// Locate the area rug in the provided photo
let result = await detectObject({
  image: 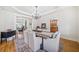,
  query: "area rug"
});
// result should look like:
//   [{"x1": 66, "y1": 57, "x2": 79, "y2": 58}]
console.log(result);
[{"x1": 15, "y1": 34, "x2": 32, "y2": 52}]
